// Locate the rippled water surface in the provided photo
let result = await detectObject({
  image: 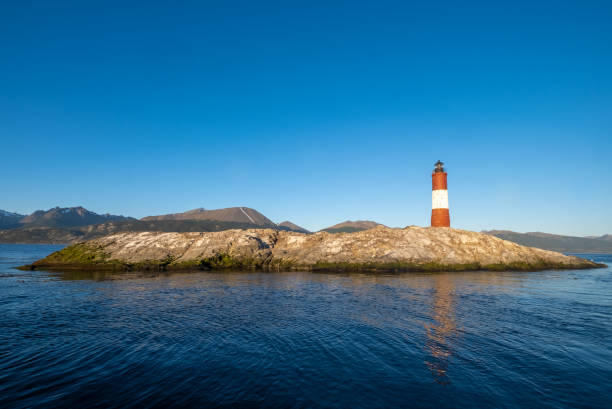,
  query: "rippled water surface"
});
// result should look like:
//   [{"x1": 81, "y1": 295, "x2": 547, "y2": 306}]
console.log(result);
[{"x1": 0, "y1": 244, "x2": 610, "y2": 408}]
